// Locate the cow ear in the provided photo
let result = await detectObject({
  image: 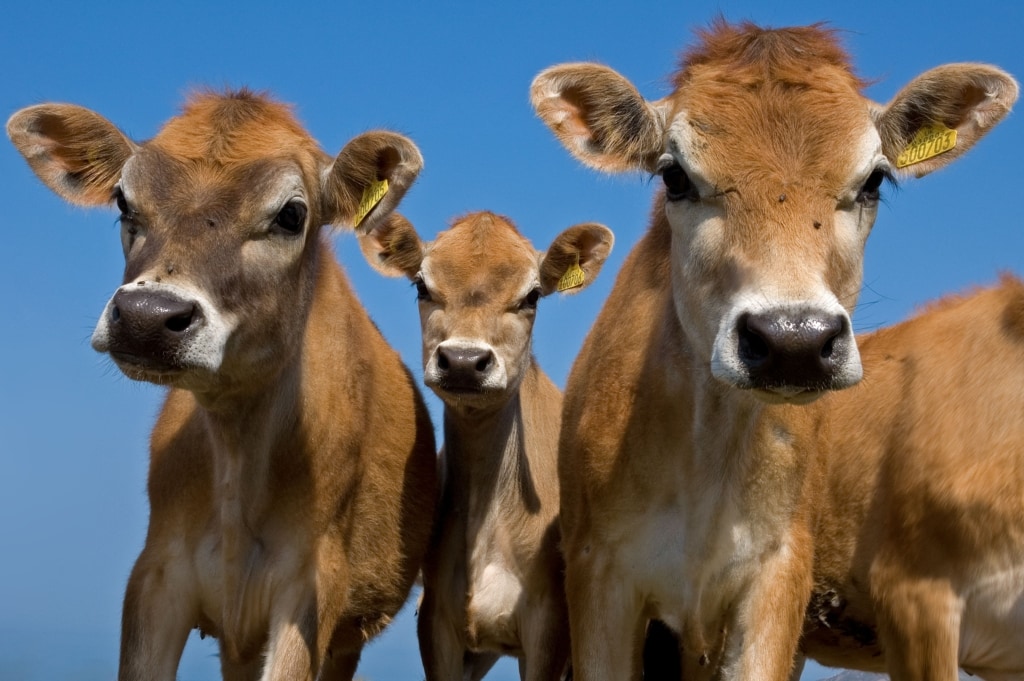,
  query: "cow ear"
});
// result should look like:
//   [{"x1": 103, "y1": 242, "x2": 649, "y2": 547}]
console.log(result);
[
  {"x1": 7, "y1": 103, "x2": 136, "y2": 206},
  {"x1": 877, "y1": 63, "x2": 1018, "y2": 178},
  {"x1": 357, "y1": 212, "x2": 424, "y2": 278},
  {"x1": 322, "y1": 131, "x2": 423, "y2": 232},
  {"x1": 540, "y1": 222, "x2": 614, "y2": 296},
  {"x1": 531, "y1": 63, "x2": 667, "y2": 173}
]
